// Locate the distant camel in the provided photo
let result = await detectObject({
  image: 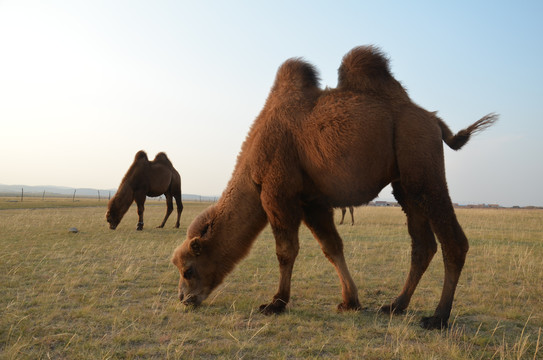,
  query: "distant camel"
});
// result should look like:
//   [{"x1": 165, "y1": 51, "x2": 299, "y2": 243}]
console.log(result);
[
  {"x1": 171, "y1": 46, "x2": 497, "y2": 329},
  {"x1": 339, "y1": 206, "x2": 354, "y2": 225},
  {"x1": 106, "y1": 151, "x2": 183, "y2": 230}
]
